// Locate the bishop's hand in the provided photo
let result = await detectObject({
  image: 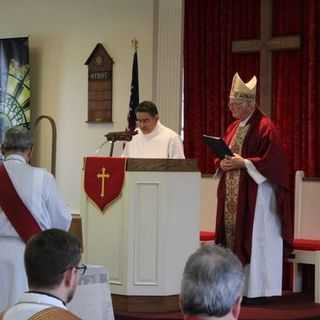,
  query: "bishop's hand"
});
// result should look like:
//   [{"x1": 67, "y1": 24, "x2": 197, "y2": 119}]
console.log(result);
[{"x1": 220, "y1": 153, "x2": 245, "y2": 171}]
